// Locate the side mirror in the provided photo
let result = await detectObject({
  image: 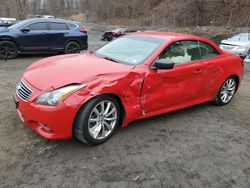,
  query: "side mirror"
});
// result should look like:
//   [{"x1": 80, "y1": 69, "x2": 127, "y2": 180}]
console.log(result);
[
  {"x1": 154, "y1": 59, "x2": 175, "y2": 70},
  {"x1": 20, "y1": 28, "x2": 30, "y2": 33}
]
